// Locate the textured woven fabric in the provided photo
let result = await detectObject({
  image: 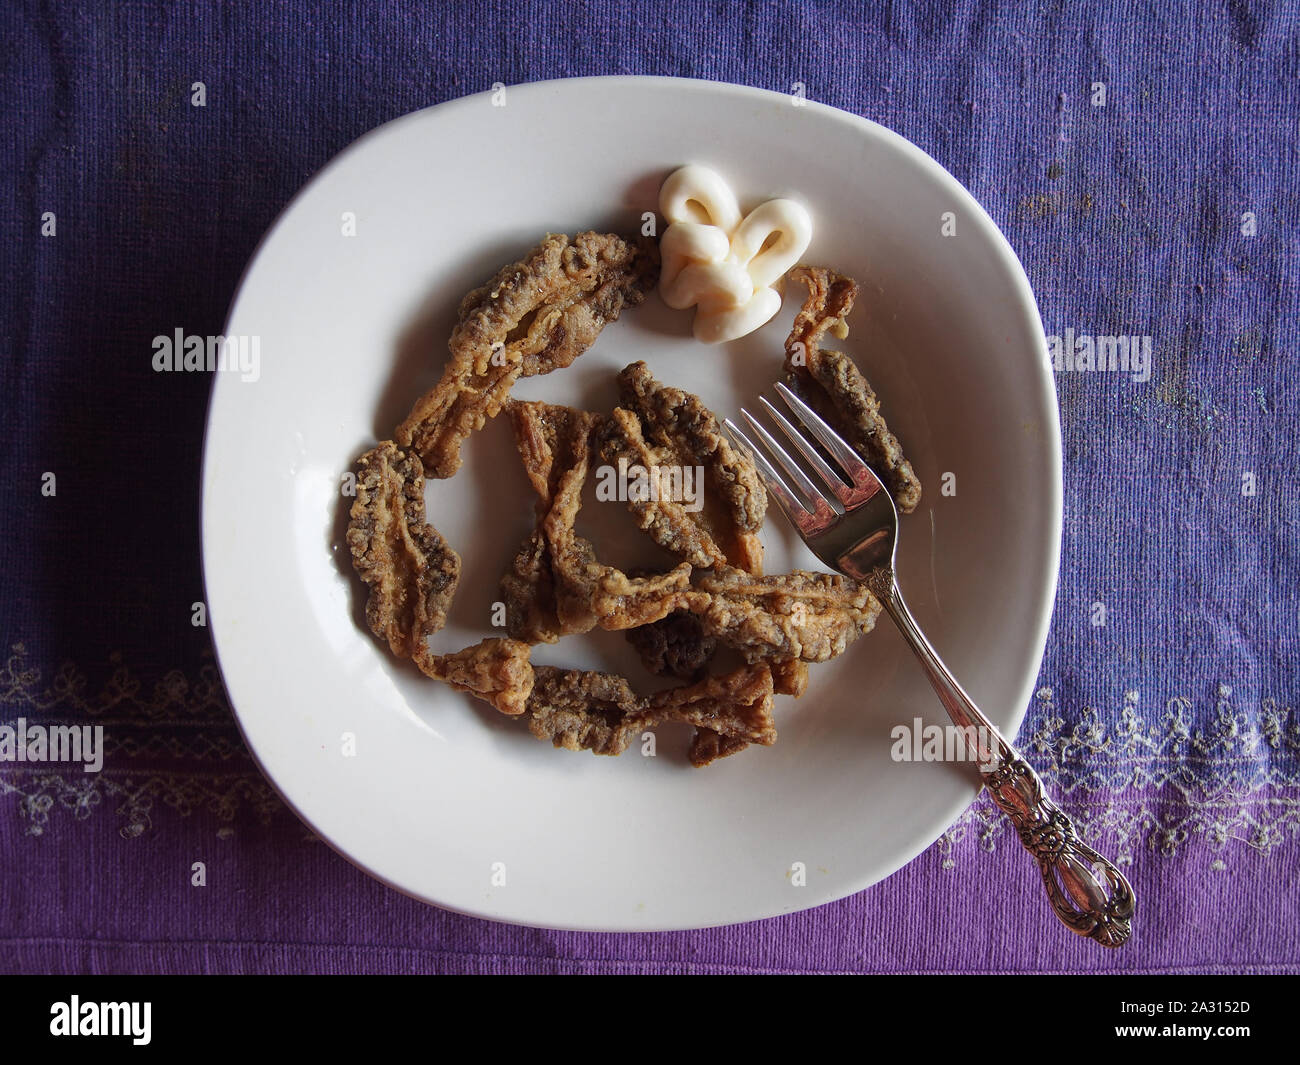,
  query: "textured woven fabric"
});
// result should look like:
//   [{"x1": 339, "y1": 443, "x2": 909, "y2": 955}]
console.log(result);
[{"x1": 1, "y1": 1, "x2": 1297, "y2": 974}]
